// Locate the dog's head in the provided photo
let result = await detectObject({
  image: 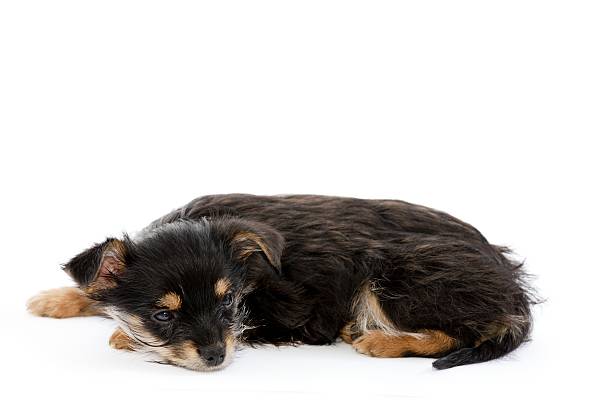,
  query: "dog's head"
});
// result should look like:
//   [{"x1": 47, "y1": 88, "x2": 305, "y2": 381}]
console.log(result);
[{"x1": 63, "y1": 217, "x2": 283, "y2": 371}]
